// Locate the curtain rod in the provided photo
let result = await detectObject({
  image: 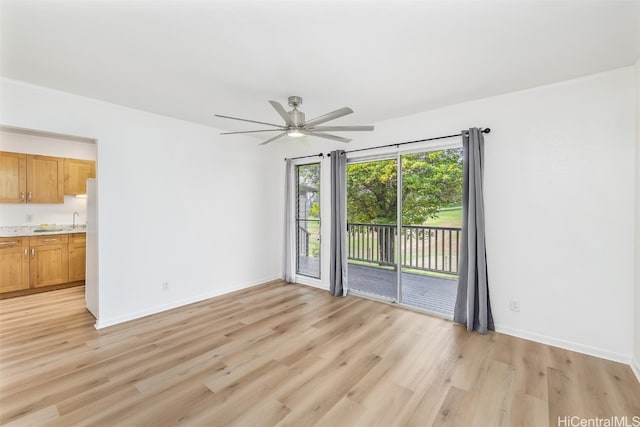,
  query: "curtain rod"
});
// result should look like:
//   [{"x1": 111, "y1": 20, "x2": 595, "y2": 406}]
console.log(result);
[
  {"x1": 327, "y1": 127, "x2": 490, "y2": 156},
  {"x1": 284, "y1": 153, "x2": 324, "y2": 161},
  {"x1": 282, "y1": 128, "x2": 490, "y2": 160}
]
